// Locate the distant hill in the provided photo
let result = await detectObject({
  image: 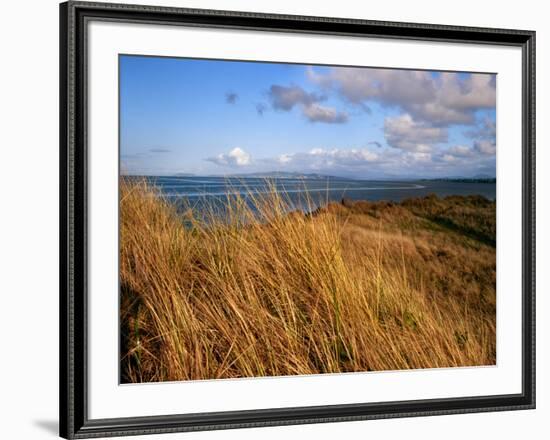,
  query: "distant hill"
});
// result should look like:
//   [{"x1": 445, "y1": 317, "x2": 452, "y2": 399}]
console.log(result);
[
  {"x1": 217, "y1": 171, "x2": 351, "y2": 180},
  {"x1": 420, "y1": 177, "x2": 496, "y2": 184},
  {"x1": 472, "y1": 174, "x2": 495, "y2": 179}
]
